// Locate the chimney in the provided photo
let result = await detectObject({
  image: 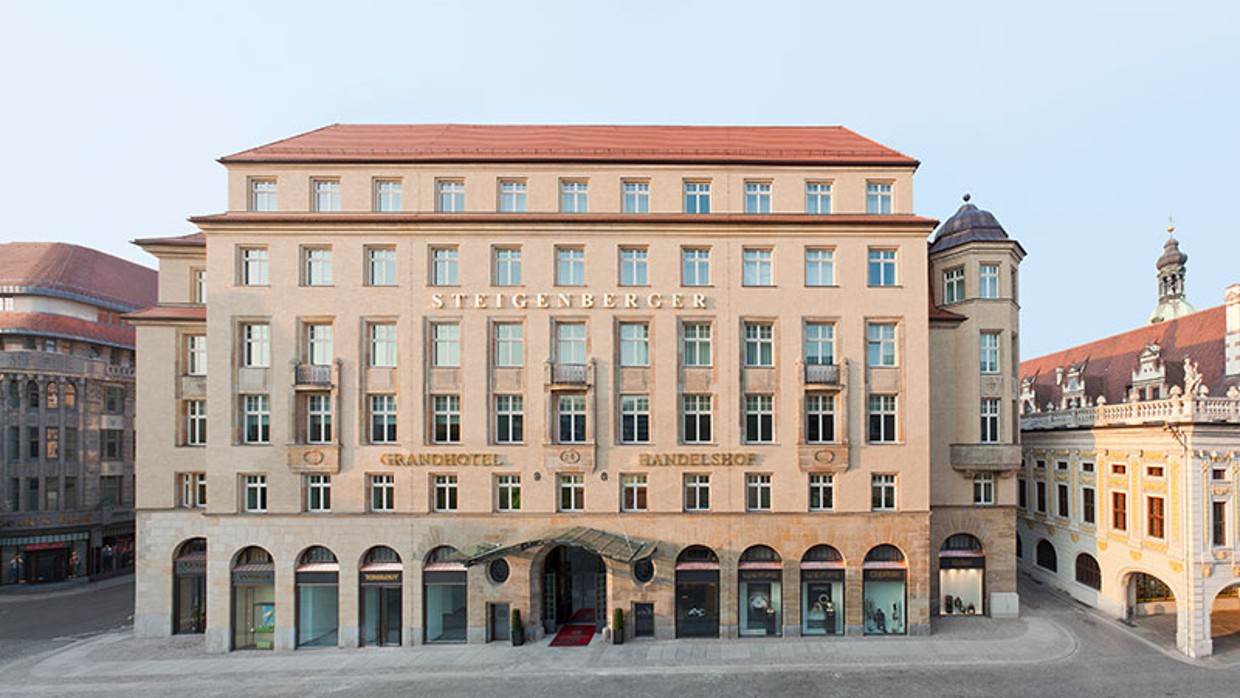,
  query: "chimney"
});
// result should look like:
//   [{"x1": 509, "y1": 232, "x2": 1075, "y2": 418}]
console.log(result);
[{"x1": 1227, "y1": 284, "x2": 1240, "y2": 376}]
